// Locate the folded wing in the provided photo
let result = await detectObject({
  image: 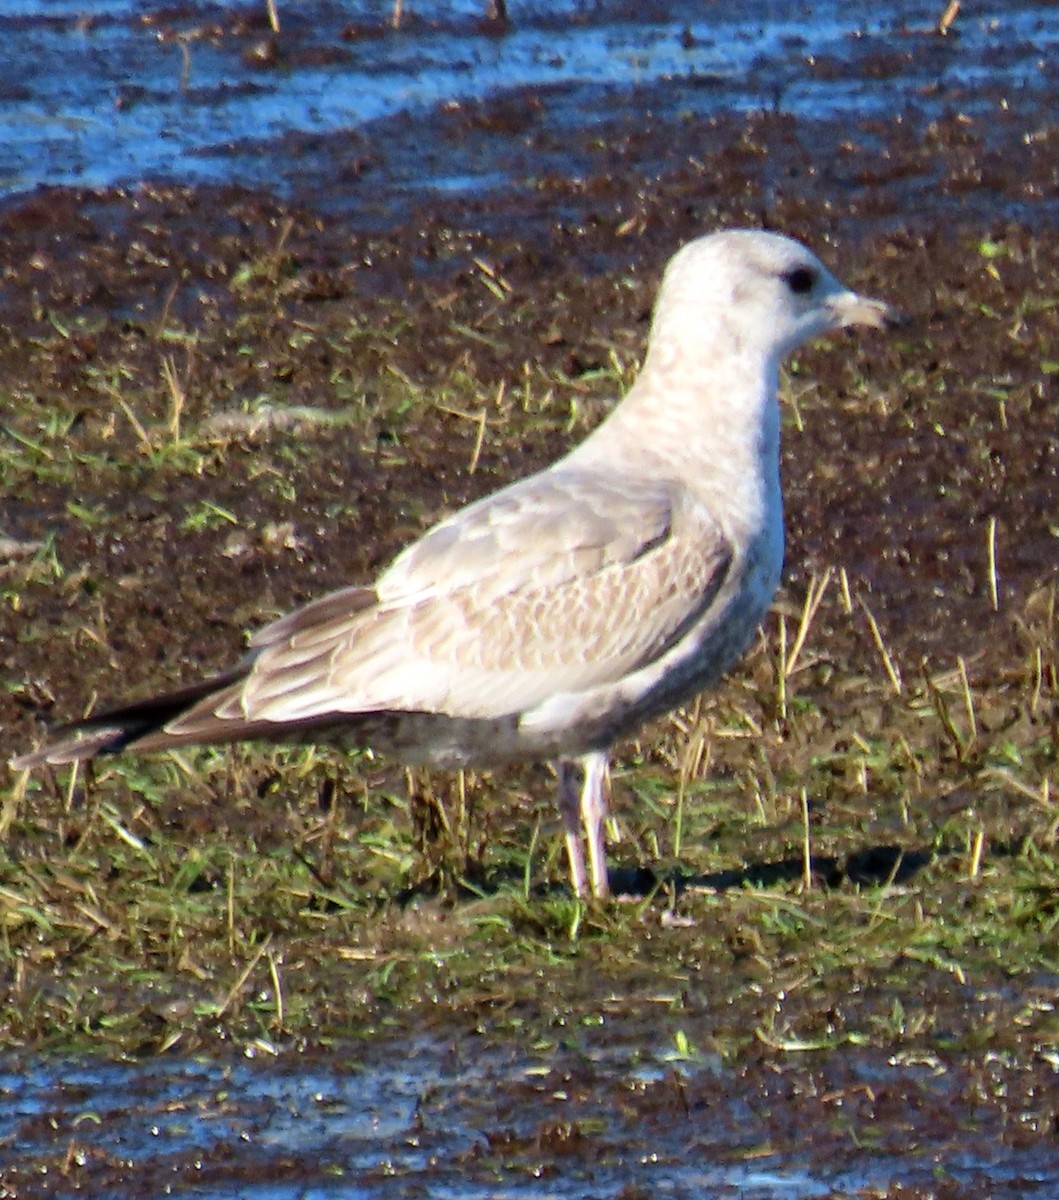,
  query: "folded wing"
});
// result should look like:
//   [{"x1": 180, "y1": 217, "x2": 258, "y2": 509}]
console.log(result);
[{"x1": 169, "y1": 468, "x2": 734, "y2": 736}]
